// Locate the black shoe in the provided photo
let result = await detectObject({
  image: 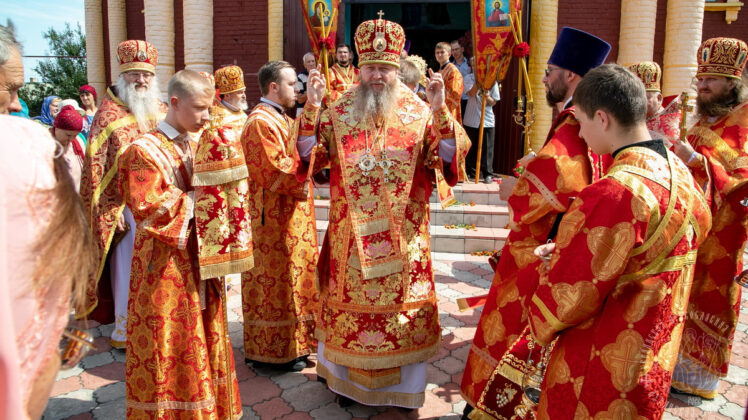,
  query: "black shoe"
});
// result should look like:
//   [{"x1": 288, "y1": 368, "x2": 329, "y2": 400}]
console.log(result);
[
  {"x1": 316, "y1": 375, "x2": 327, "y2": 384},
  {"x1": 484, "y1": 176, "x2": 494, "y2": 184},
  {"x1": 247, "y1": 358, "x2": 307, "y2": 372},
  {"x1": 335, "y1": 395, "x2": 355, "y2": 407}
]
